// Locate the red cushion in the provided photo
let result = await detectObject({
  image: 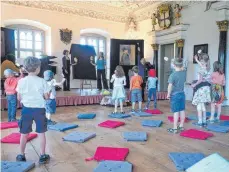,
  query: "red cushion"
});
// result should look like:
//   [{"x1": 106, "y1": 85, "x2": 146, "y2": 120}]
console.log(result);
[
  {"x1": 145, "y1": 109, "x2": 162, "y2": 115},
  {"x1": 85, "y1": 146, "x2": 129, "y2": 161},
  {"x1": 98, "y1": 120, "x2": 125, "y2": 128},
  {"x1": 0, "y1": 122, "x2": 18, "y2": 130},
  {"x1": 220, "y1": 115, "x2": 229, "y2": 121},
  {"x1": 180, "y1": 129, "x2": 213, "y2": 140},
  {"x1": 168, "y1": 116, "x2": 189, "y2": 123},
  {"x1": 1, "y1": 132, "x2": 38, "y2": 144}
]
